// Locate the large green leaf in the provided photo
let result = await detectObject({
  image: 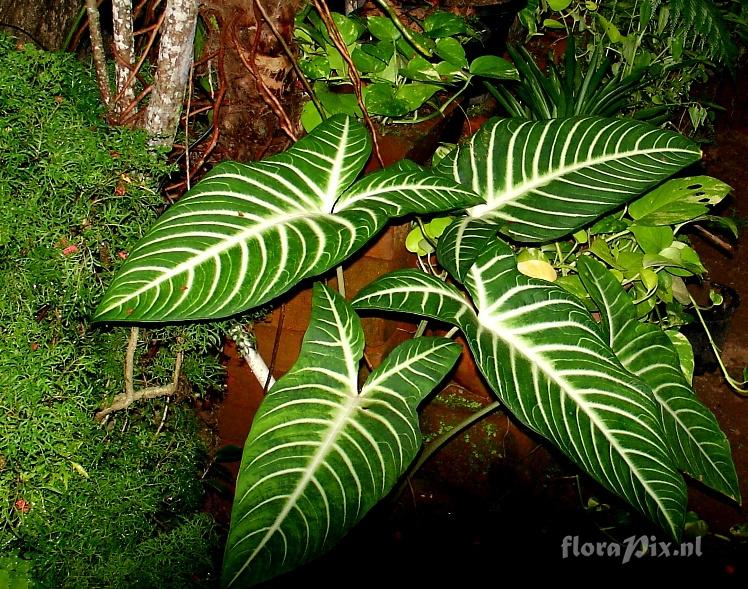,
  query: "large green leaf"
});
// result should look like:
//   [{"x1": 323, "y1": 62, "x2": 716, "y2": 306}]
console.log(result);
[
  {"x1": 94, "y1": 115, "x2": 479, "y2": 322},
  {"x1": 222, "y1": 284, "x2": 460, "y2": 587},
  {"x1": 354, "y1": 240, "x2": 688, "y2": 537},
  {"x1": 435, "y1": 117, "x2": 701, "y2": 244},
  {"x1": 577, "y1": 256, "x2": 740, "y2": 501}
]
